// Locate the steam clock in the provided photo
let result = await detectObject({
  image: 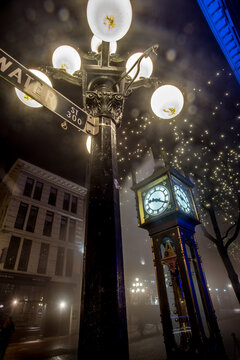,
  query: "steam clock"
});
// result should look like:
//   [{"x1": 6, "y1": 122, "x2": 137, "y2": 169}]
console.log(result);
[{"x1": 132, "y1": 165, "x2": 227, "y2": 360}]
